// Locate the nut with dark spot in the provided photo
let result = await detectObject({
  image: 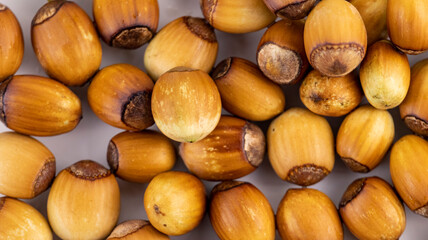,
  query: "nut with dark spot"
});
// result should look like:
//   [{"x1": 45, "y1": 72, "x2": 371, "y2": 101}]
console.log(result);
[
  {"x1": 263, "y1": 0, "x2": 319, "y2": 19},
  {"x1": 88, "y1": 63, "x2": 154, "y2": 131},
  {"x1": 107, "y1": 219, "x2": 170, "y2": 240}
]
